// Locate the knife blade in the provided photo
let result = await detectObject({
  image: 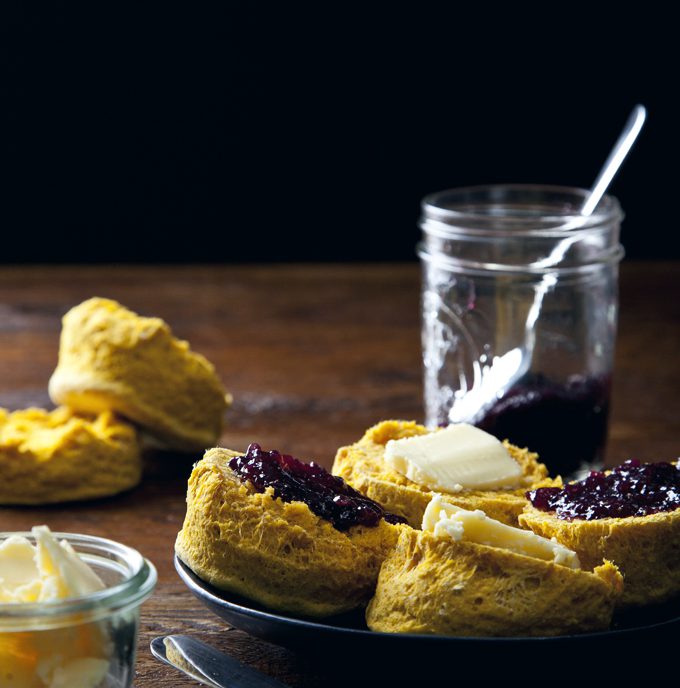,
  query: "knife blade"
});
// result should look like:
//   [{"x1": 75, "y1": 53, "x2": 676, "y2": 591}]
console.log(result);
[{"x1": 150, "y1": 635, "x2": 290, "y2": 688}]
